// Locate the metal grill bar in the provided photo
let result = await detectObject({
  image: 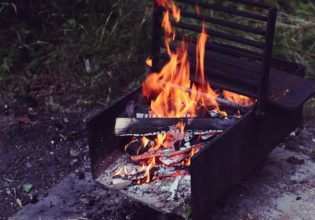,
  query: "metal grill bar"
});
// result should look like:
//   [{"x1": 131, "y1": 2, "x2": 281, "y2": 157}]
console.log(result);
[
  {"x1": 191, "y1": 63, "x2": 261, "y2": 87},
  {"x1": 165, "y1": 43, "x2": 262, "y2": 77},
  {"x1": 173, "y1": 34, "x2": 264, "y2": 60},
  {"x1": 180, "y1": 9, "x2": 266, "y2": 36},
  {"x1": 159, "y1": 56, "x2": 261, "y2": 98},
  {"x1": 174, "y1": 0, "x2": 269, "y2": 21},
  {"x1": 228, "y1": 0, "x2": 272, "y2": 9},
  {"x1": 173, "y1": 21, "x2": 266, "y2": 48},
  {"x1": 205, "y1": 42, "x2": 264, "y2": 60},
  {"x1": 256, "y1": 7, "x2": 277, "y2": 116}
]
